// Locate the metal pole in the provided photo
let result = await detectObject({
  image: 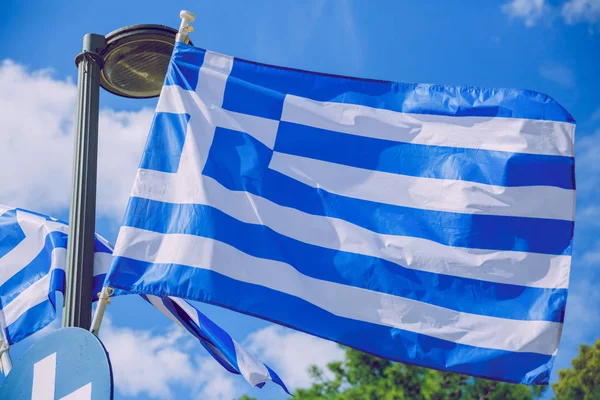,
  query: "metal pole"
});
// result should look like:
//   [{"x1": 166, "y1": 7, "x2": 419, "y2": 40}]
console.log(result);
[
  {"x1": 0, "y1": 343, "x2": 12, "y2": 376},
  {"x1": 63, "y1": 33, "x2": 106, "y2": 328},
  {"x1": 0, "y1": 323, "x2": 12, "y2": 376}
]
